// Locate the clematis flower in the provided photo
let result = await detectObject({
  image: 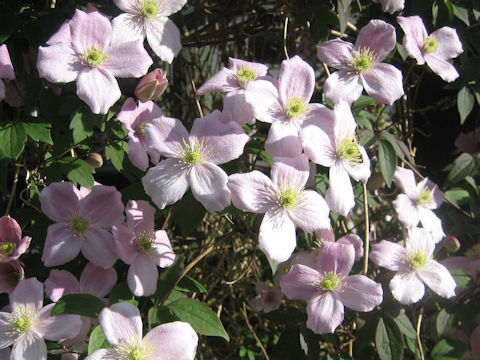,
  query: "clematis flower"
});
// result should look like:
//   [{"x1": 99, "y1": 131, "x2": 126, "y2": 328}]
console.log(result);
[
  {"x1": 370, "y1": 227, "x2": 456, "y2": 304},
  {"x1": 111, "y1": 0, "x2": 186, "y2": 63},
  {"x1": 245, "y1": 55, "x2": 332, "y2": 157},
  {"x1": 117, "y1": 97, "x2": 164, "y2": 171},
  {"x1": 112, "y1": 200, "x2": 175, "y2": 296},
  {"x1": 375, "y1": 0, "x2": 404, "y2": 14},
  {"x1": 39, "y1": 182, "x2": 124, "y2": 268},
  {"x1": 37, "y1": 9, "x2": 153, "y2": 114},
  {"x1": 227, "y1": 154, "x2": 331, "y2": 262},
  {"x1": 197, "y1": 57, "x2": 270, "y2": 125},
  {"x1": 251, "y1": 282, "x2": 282, "y2": 313},
  {"x1": 86, "y1": 302, "x2": 198, "y2": 360},
  {"x1": 315, "y1": 228, "x2": 364, "y2": 262},
  {"x1": 142, "y1": 110, "x2": 249, "y2": 211},
  {"x1": 0, "y1": 261, "x2": 24, "y2": 294},
  {"x1": 317, "y1": 19, "x2": 404, "y2": 105},
  {"x1": 300, "y1": 101, "x2": 371, "y2": 216},
  {"x1": 397, "y1": 16, "x2": 463, "y2": 82},
  {"x1": 0, "y1": 44, "x2": 15, "y2": 101},
  {"x1": 280, "y1": 242, "x2": 383, "y2": 334},
  {"x1": 392, "y1": 166, "x2": 444, "y2": 242},
  {"x1": 0, "y1": 216, "x2": 31, "y2": 263},
  {"x1": 0, "y1": 278, "x2": 82, "y2": 360}
]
